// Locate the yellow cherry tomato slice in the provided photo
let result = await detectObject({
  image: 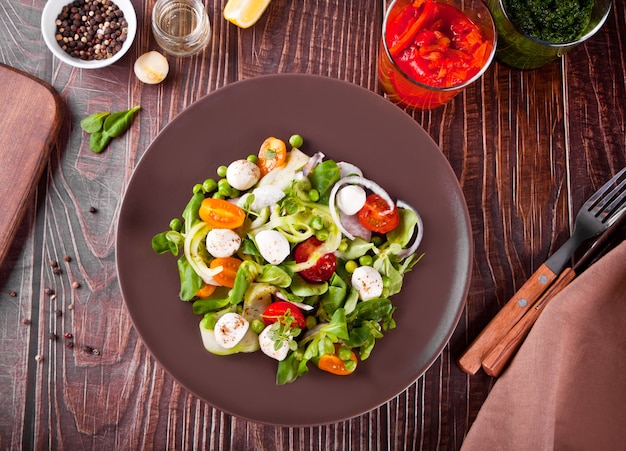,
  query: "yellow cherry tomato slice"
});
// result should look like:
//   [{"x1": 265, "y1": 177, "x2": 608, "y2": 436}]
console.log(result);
[
  {"x1": 195, "y1": 283, "x2": 217, "y2": 298},
  {"x1": 199, "y1": 198, "x2": 246, "y2": 229},
  {"x1": 318, "y1": 346, "x2": 358, "y2": 375},
  {"x1": 209, "y1": 257, "x2": 242, "y2": 288},
  {"x1": 257, "y1": 137, "x2": 287, "y2": 177}
]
